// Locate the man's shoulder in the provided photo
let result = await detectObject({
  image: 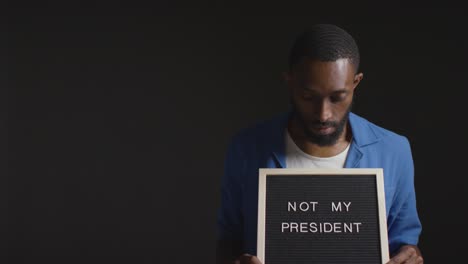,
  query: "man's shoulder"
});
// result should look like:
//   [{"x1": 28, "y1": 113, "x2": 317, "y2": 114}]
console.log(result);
[
  {"x1": 350, "y1": 113, "x2": 411, "y2": 151},
  {"x1": 228, "y1": 112, "x2": 287, "y2": 145}
]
